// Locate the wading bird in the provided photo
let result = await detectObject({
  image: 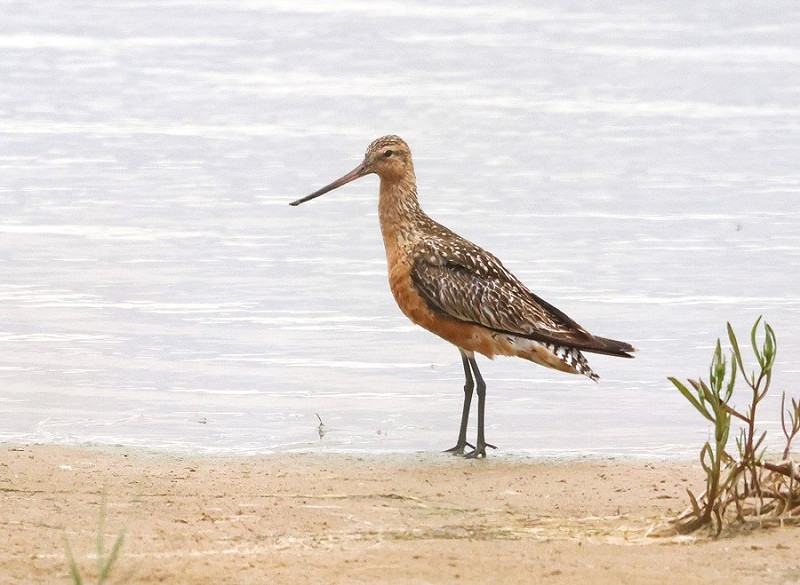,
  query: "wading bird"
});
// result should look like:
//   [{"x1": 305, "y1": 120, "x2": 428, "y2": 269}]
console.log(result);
[{"x1": 290, "y1": 136, "x2": 635, "y2": 458}]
